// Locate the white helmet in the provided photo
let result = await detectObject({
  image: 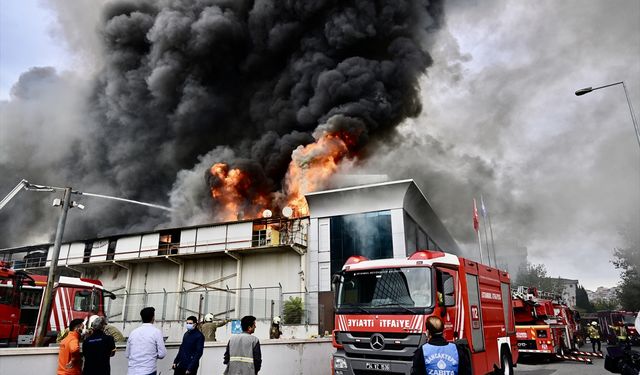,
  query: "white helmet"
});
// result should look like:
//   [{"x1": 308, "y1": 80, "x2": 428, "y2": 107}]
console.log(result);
[
  {"x1": 591, "y1": 321, "x2": 598, "y2": 326},
  {"x1": 204, "y1": 313, "x2": 214, "y2": 322},
  {"x1": 273, "y1": 316, "x2": 281, "y2": 325}
]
